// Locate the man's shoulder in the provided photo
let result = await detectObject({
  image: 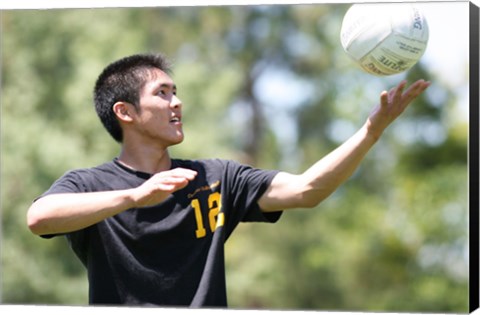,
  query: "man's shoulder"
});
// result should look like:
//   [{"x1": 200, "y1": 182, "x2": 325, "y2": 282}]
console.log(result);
[
  {"x1": 58, "y1": 159, "x2": 138, "y2": 190},
  {"x1": 64, "y1": 160, "x2": 118, "y2": 177}
]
